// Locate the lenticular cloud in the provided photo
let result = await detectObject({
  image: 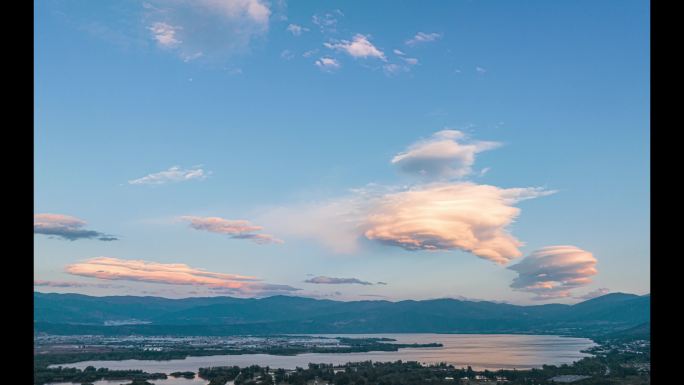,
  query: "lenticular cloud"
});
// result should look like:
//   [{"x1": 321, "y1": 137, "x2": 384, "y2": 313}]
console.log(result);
[
  {"x1": 363, "y1": 183, "x2": 553, "y2": 264},
  {"x1": 508, "y1": 245, "x2": 598, "y2": 300},
  {"x1": 391, "y1": 130, "x2": 500, "y2": 180},
  {"x1": 65, "y1": 257, "x2": 300, "y2": 295}
]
